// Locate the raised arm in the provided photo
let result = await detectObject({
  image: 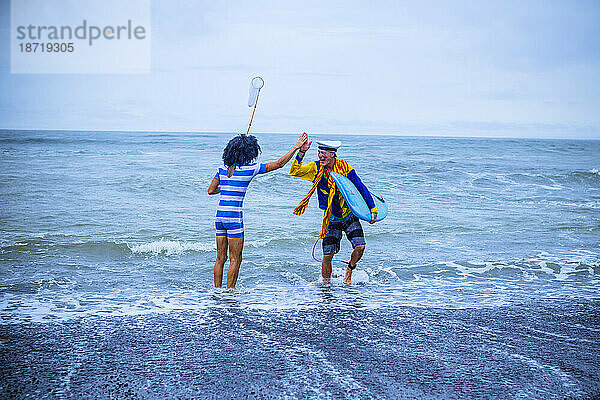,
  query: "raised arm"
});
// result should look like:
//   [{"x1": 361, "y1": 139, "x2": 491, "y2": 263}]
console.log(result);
[
  {"x1": 289, "y1": 136, "x2": 318, "y2": 181},
  {"x1": 265, "y1": 133, "x2": 308, "y2": 173}
]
